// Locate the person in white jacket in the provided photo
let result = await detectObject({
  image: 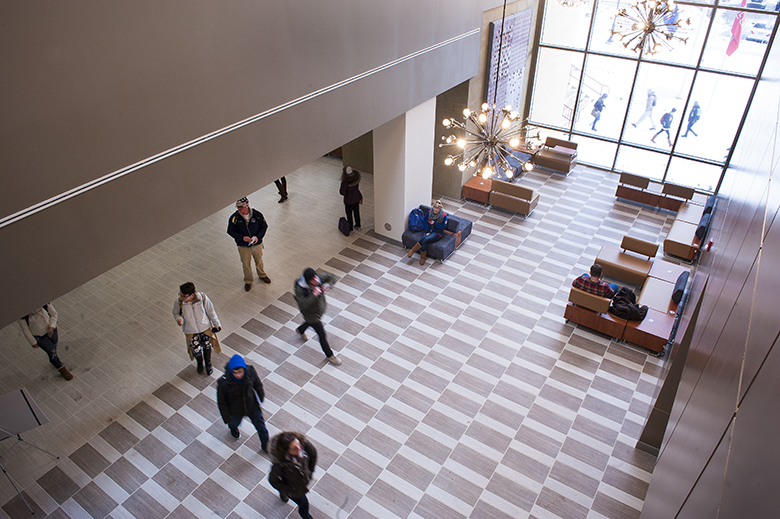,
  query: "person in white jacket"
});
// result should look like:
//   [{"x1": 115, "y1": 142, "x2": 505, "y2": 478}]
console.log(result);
[
  {"x1": 19, "y1": 303, "x2": 73, "y2": 380},
  {"x1": 173, "y1": 282, "x2": 222, "y2": 375}
]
